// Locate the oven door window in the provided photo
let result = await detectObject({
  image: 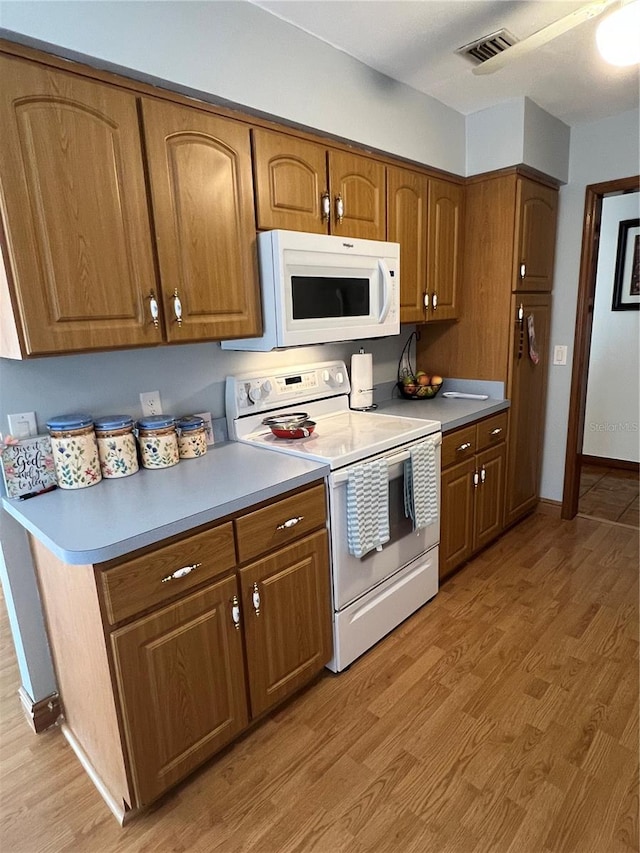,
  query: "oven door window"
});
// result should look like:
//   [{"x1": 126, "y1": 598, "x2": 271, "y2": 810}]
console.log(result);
[{"x1": 291, "y1": 275, "x2": 370, "y2": 319}]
